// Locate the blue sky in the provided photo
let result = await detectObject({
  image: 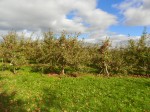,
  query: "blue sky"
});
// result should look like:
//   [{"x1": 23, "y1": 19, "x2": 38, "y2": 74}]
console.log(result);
[
  {"x1": 65, "y1": 0, "x2": 150, "y2": 43},
  {"x1": 97, "y1": 0, "x2": 150, "y2": 36},
  {"x1": 0, "y1": 0, "x2": 150, "y2": 44}
]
